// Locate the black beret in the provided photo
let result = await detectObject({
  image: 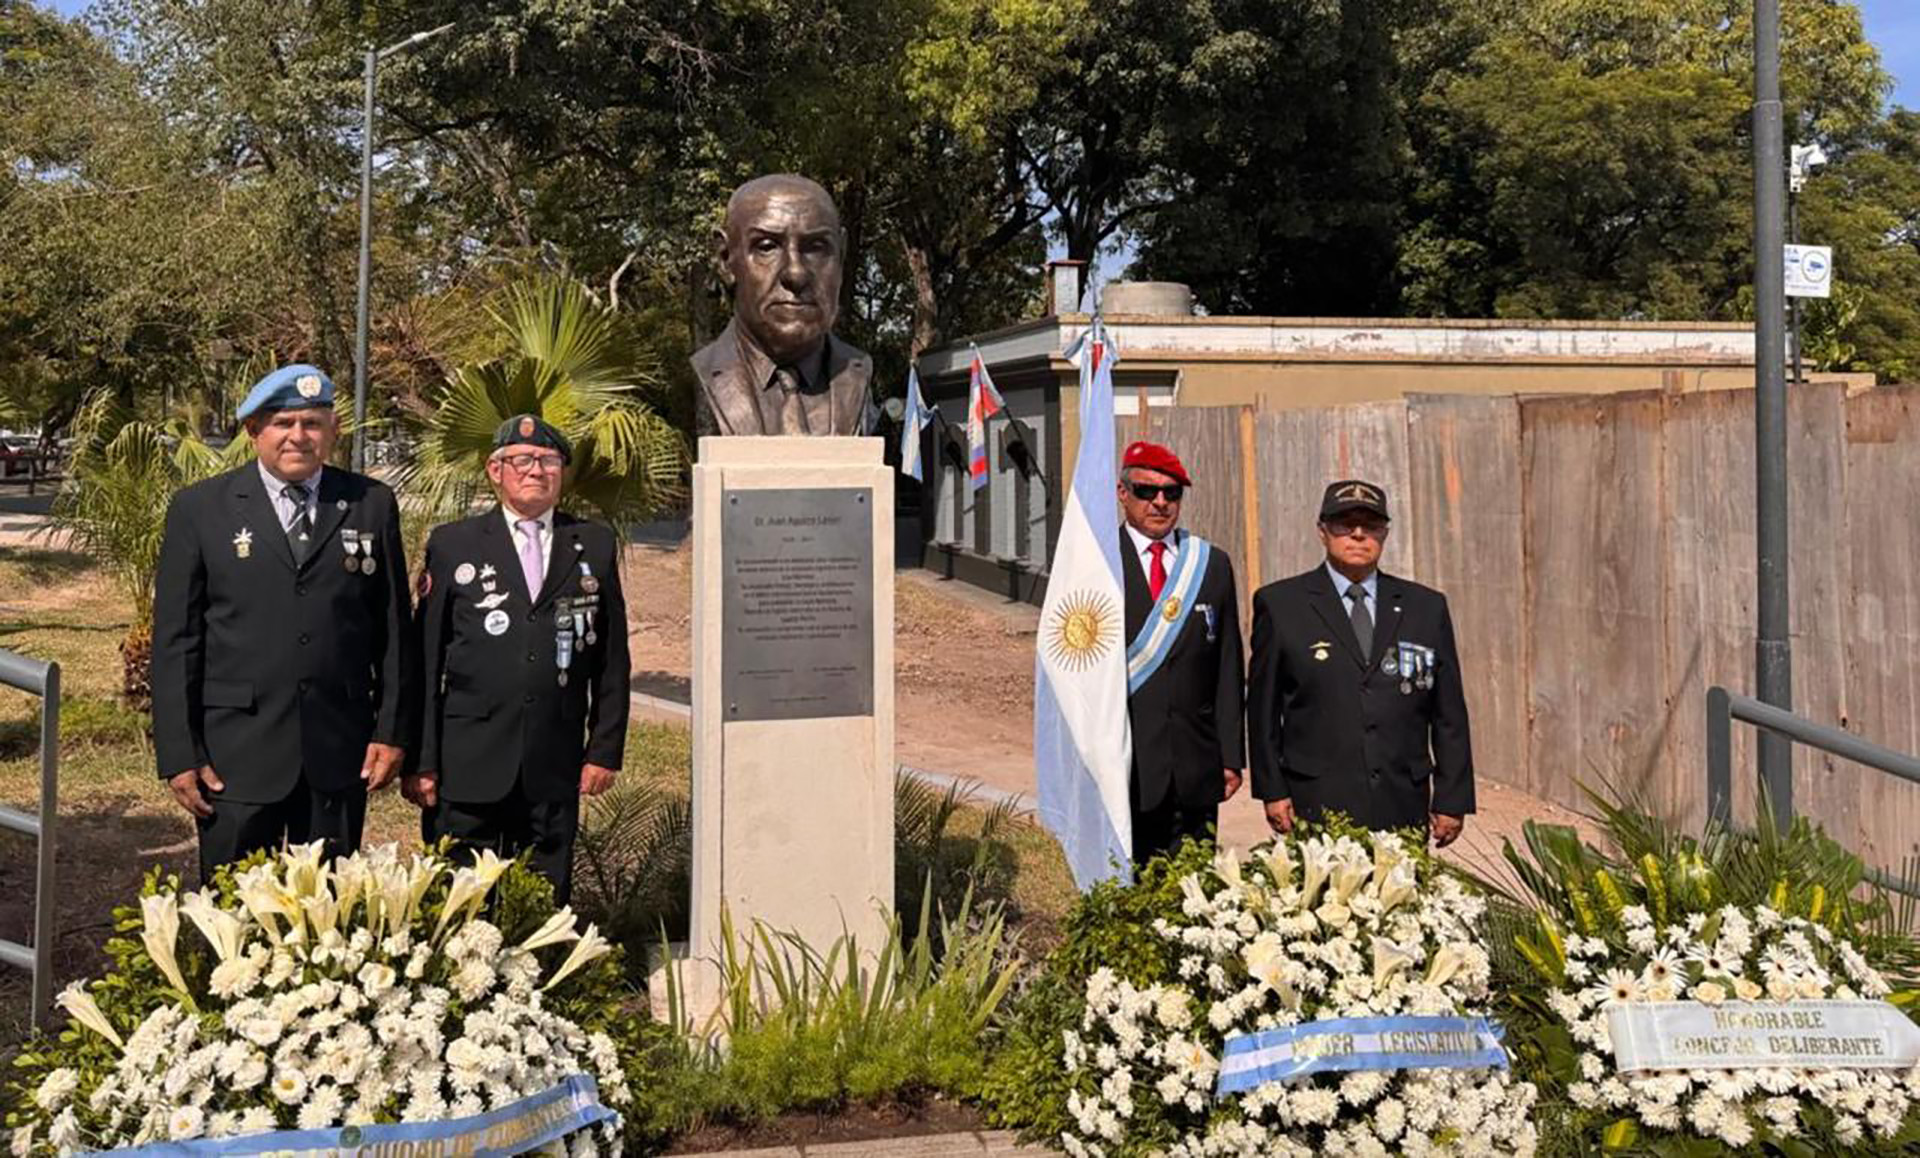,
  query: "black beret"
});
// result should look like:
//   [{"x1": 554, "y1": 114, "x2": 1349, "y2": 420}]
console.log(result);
[{"x1": 492, "y1": 414, "x2": 573, "y2": 464}]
